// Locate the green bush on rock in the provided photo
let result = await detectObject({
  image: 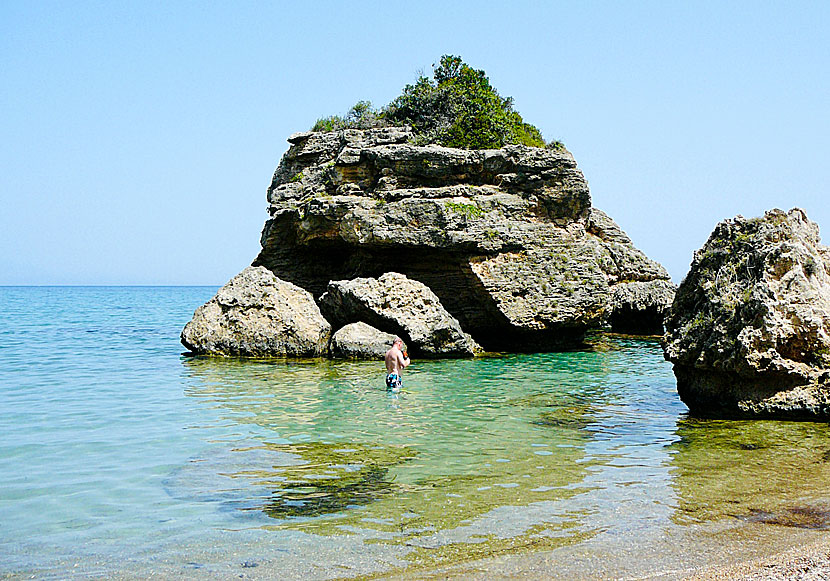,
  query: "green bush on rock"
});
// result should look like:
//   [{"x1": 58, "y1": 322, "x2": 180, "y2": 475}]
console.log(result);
[
  {"x1": 311, "y1": 100, "x2": 387, "y2": 132},
  {"x1": 310, "y1": 55, "x2": 557, "y2": 150}
]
